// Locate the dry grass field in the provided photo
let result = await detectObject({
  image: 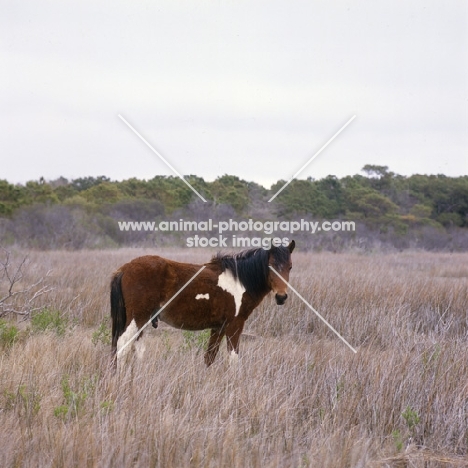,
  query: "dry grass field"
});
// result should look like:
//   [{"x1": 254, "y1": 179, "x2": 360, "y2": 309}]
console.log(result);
[{"x1": 1, "y1": 248, "x2": 468, "y2": 467}]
